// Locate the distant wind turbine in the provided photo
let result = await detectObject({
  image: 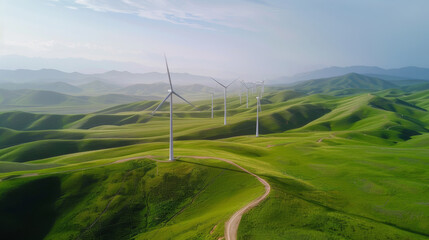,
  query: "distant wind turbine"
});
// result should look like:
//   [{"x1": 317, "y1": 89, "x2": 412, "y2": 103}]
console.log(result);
[
  {"x1": 261, "y1": 80, "x2": 265, "y2": 97},
  {"x1": 152, "y1": 55, "x2": 197, "y2": 161},
  {"x1": 211, "y1": 78, "x2": 236, "y2": 125},
  {"x1": 239, "y1": 83, "x2": 242, "y2": 104},
  {"x1": 256, "y1": 80, "x2": 265, "y2": 98},
  {"x1": 211, "y1": 92, "x2": 214, "y2": 118},
  {"x1": 256, "y1": 96, "x2": 261, "y2": 137},
  {"x1": 241, "y1": 81, "x2": 250, "y2": 108}
]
